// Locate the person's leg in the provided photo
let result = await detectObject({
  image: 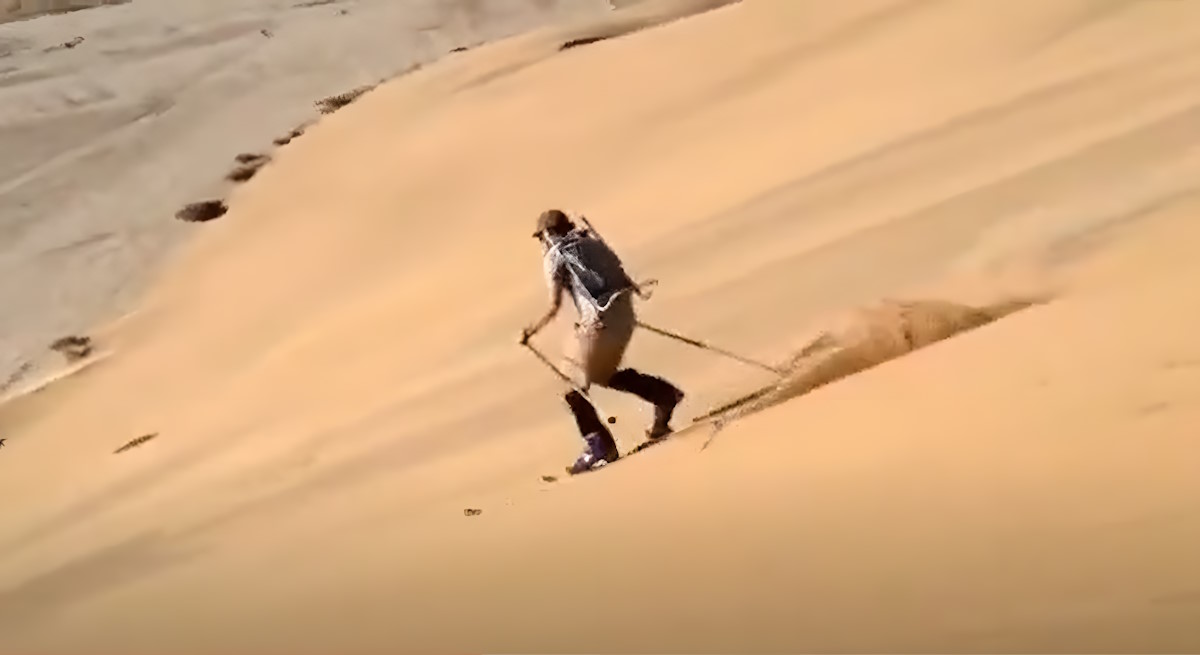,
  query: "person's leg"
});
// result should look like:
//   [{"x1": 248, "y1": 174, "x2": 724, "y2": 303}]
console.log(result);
[
  {"x1": 564, "y1": 388, "x2": 606, "y2": 436},
  {"x1": 556, "y1": 307, "x2": 632, "y2": 474},
  {"x1": 582, "y1": 296, "x2": 684, "y2": 437},
  {"x1": 605, "y1": 368, "x2": 684, "y2": 438},
  {"x1": 578, "y1": 294, "x2": 635, "y2": 387},
  {"x1": 563, "y1": 389, "x2": 619, "y2": 474}
]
